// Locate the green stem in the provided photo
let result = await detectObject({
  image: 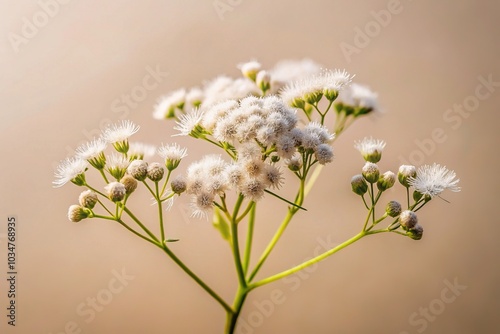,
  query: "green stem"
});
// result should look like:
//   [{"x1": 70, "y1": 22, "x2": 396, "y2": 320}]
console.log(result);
[
  {"x1": 242, "y1": 203, "x2": 256, "y2": 274},
  {"x1": 116, "y1": 219, "x2": 160, "y2": 247},
  {"x1": 231, "y1": 195, "x2": 247, "y2": 288},
  {"x1": 156, "y1": 182, "x2": 166, "y2": 242},
  {"x1": 161, "y1": 246, "x2": 233, "y2": 314},
  {"x1": 225, "y1": 287, "x2": 248, "y2": 334},
  {"x1": 249, "y1": 230, "x2": 378, "y2": 291},
  {"x1": 122, "y1": 206, "x2": 159, "y2": 243},
  {"x1": 99, "y1": 169, "x2": 109, "y2": 183}
]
